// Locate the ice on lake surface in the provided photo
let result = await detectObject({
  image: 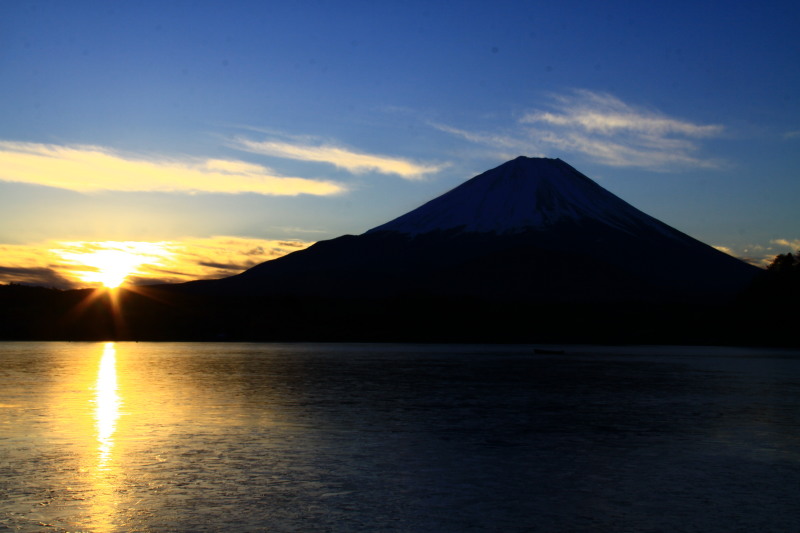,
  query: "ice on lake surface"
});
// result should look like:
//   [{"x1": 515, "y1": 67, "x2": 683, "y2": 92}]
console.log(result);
[{"x1": 1, "y1": 342, "x2": 799, "y2": 532}]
